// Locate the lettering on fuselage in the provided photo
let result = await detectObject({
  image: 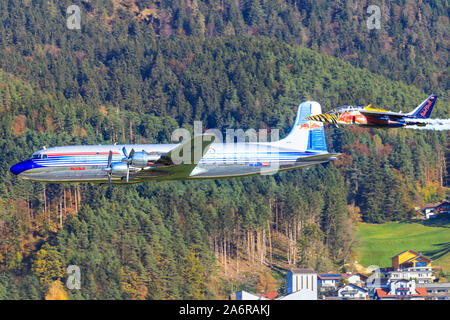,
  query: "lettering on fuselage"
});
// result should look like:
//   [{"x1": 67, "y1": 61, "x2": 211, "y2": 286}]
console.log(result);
[
  {"x1": 70, "y1": 167, "x2": 86, "y2": 171},
  {"x1": 249, "y1": 162, "x2": 269, "y2": 167}
]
